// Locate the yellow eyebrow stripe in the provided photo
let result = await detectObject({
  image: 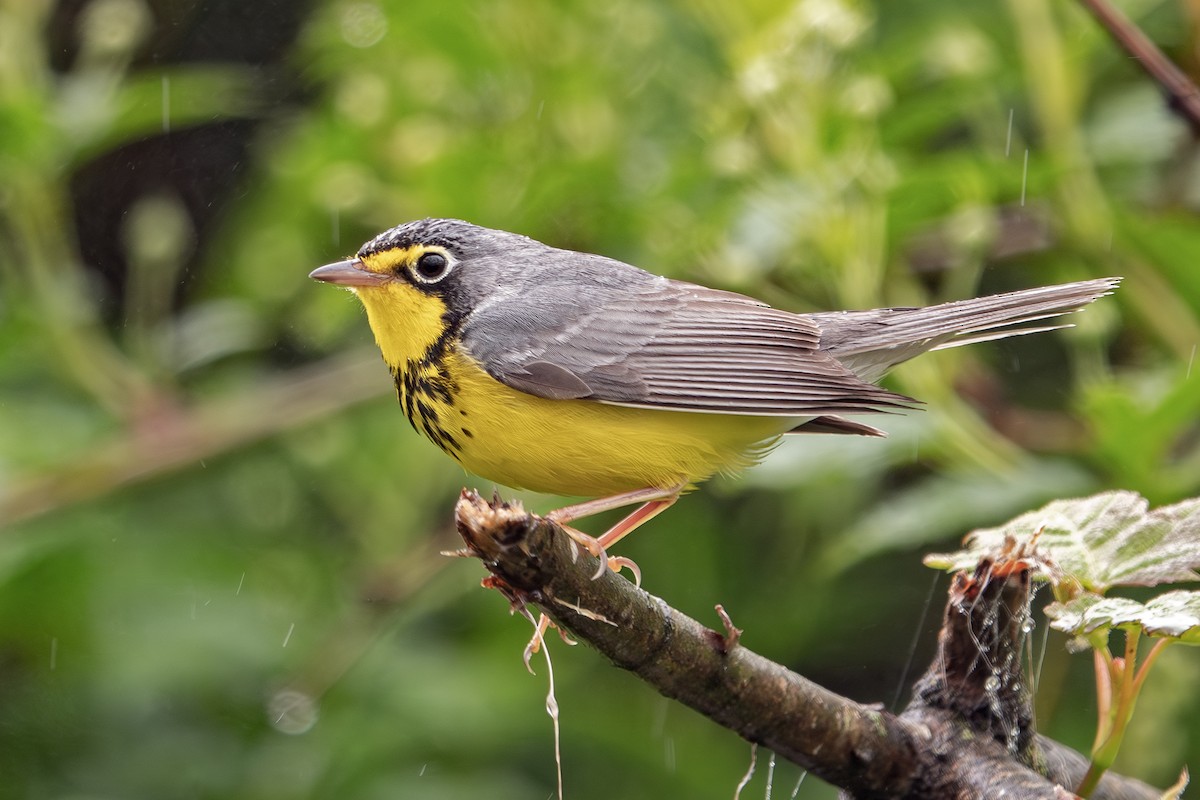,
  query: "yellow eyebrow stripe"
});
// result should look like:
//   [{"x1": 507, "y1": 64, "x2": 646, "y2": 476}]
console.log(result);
[{"x1": 360, "y1": 245, "x2": 419, "y2": 275}]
